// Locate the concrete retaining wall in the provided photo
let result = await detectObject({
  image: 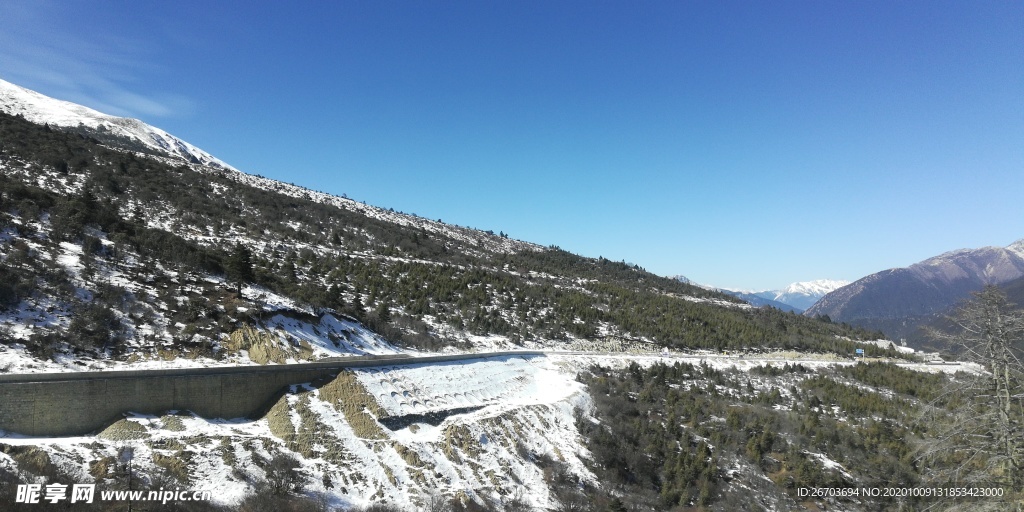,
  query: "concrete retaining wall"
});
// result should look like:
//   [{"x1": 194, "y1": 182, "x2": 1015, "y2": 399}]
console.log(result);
[{"x1": 0, "y1": 352, "x2": 543, "y2": 437}]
